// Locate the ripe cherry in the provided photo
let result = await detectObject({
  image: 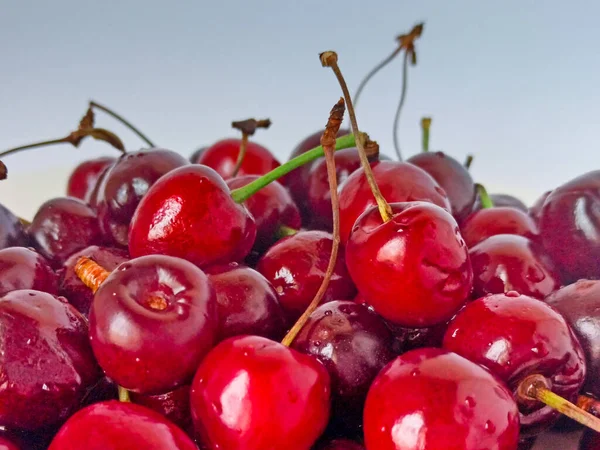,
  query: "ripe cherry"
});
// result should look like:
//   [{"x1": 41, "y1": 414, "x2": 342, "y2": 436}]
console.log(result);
[
  {"x1": 461, "y1": 207, "x2": 540, "y2": 248},
  {"x1": 0, "y1": 435, "x2": 19, "y2": 450},
  {"x1": 472, "y1": 193, "x2": 528, "y2": 213},
  {"x1": 0, "y1": 247, "x2": 58, "y2": 296},
  {"x1": 66, "y1": 156, "x2": 116, "y2": 203},
  {"x1": 0, "y1": 204, "x2": 28, "y2": 250}
]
